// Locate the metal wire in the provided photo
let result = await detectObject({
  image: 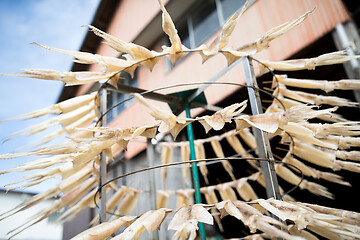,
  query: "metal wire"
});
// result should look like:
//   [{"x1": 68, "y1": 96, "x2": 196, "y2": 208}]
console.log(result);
[
  {"x1": 252, "y1": 57, "x2": 282, "y2": 89},
  {"x1": 92, "y1": 156, "x2": 304, "y2": 215},
  {"x1": 90, "y1": 53, "x2": 296, "y2": 217},
  {"x1": 95, "y1": 81, "x2": 286, "y2": 127}
]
